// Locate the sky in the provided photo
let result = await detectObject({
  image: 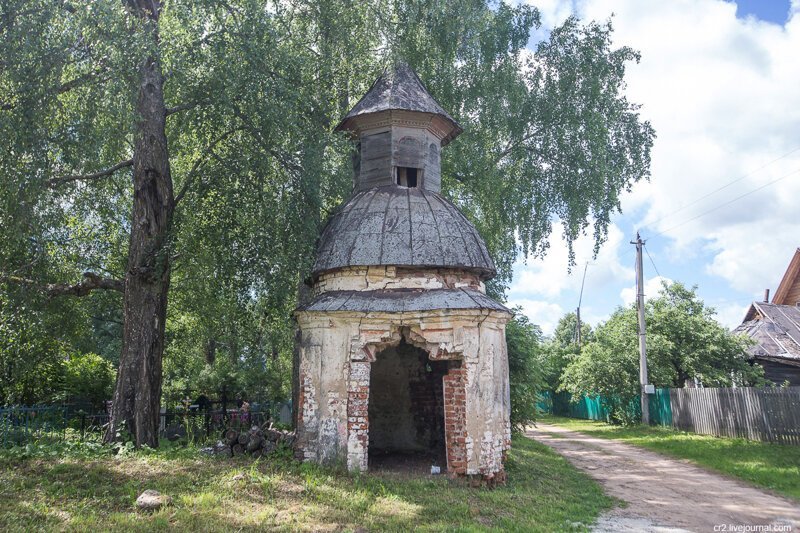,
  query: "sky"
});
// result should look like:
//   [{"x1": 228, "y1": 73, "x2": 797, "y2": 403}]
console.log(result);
[{"x1": 507, "y1": 0, "x2": 800, "y2": 335}]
